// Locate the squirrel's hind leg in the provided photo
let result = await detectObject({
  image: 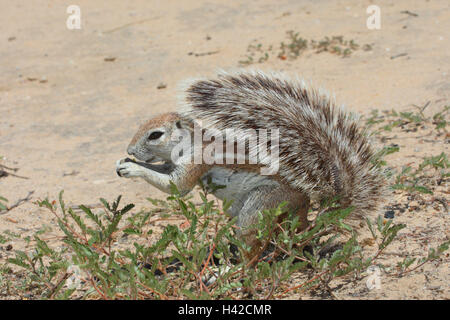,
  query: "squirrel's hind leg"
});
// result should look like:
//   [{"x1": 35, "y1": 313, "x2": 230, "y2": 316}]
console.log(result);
[{"x1": 236, "y1": 185, "x2": 309, "y2": 263}]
